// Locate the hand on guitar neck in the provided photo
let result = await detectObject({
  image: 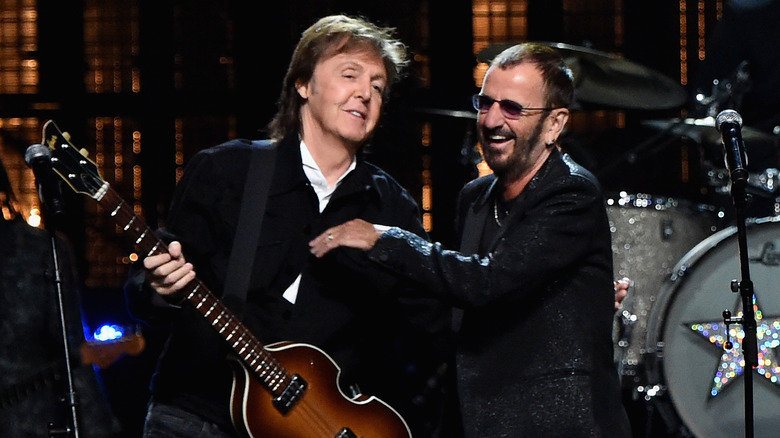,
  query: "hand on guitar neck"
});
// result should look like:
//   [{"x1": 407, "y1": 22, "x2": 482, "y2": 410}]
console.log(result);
[{"x1": 143, "y1": 240, "x2": 196, "y2": 299}]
